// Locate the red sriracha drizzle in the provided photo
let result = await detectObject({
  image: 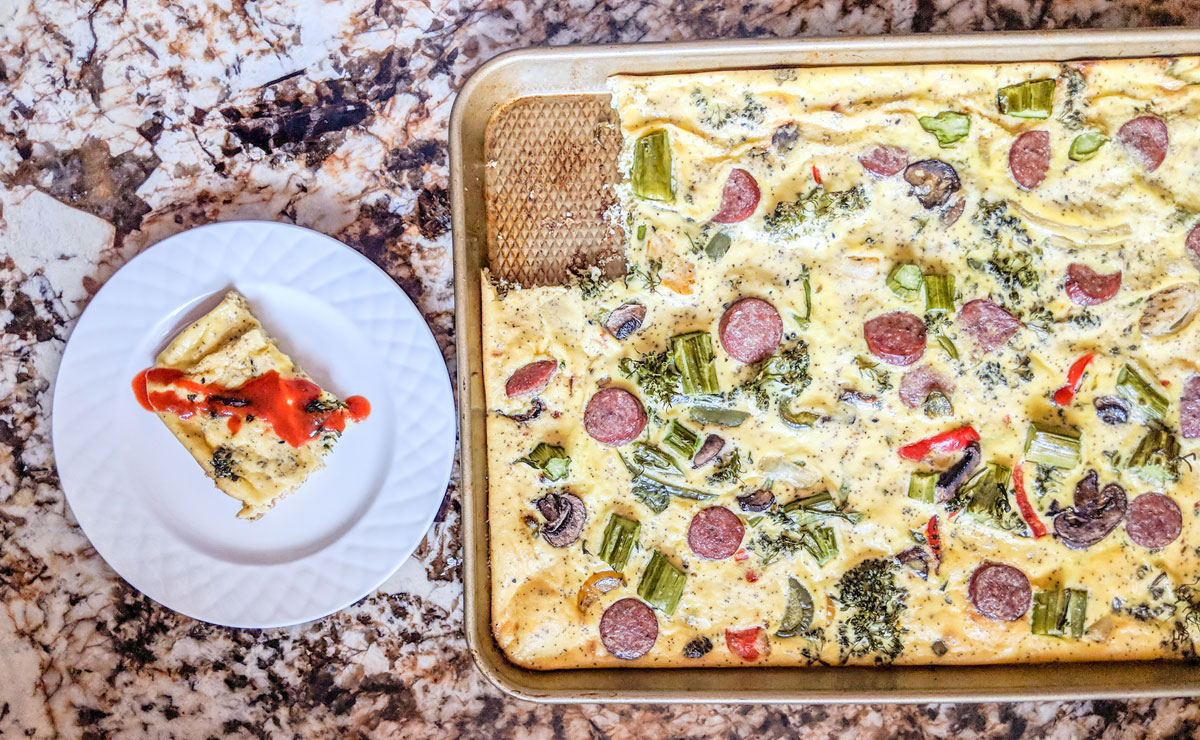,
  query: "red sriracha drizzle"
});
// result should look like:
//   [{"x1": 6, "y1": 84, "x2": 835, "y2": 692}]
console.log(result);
[
  {"x1": 898, "y1": 425, "x2": 980, "y2": 461},
  {"x1": 1052, "y1": 352, "x2": 1098, "y2": 406},
  {"x1": 132, "y1": 367, "x2": 369, "y2": 447},
  {"x1": 1011, "y1": 461, "x2": 1048, "y2": 539}
]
